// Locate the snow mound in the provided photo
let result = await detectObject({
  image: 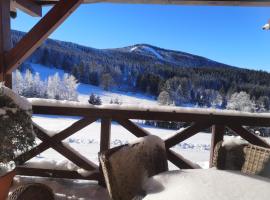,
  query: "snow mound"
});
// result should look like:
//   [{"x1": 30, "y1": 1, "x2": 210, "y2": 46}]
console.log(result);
[
  {"x1": 1, "y1": 84, "x2": 31, "y2": 110},
  {"x1": 28, "y1": 98, "x2": 270, "y2": 118},
  {"x1": 222, "y1": 136, "x2": 248, "y2": 149},
  {"x1": 143, "y1": 169, "x2": 270, "y2": 200}
]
